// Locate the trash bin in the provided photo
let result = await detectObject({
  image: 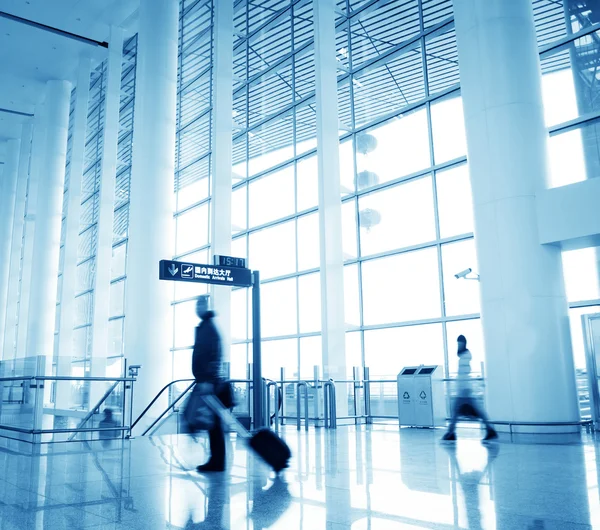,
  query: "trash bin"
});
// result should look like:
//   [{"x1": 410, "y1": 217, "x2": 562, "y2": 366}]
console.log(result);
[
  {"x1": 413, "y1": 365, "x2": 445, "y2": 428},
  {"x1": 397, "y1": 366, "x2": 419, "y2": 427}
]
